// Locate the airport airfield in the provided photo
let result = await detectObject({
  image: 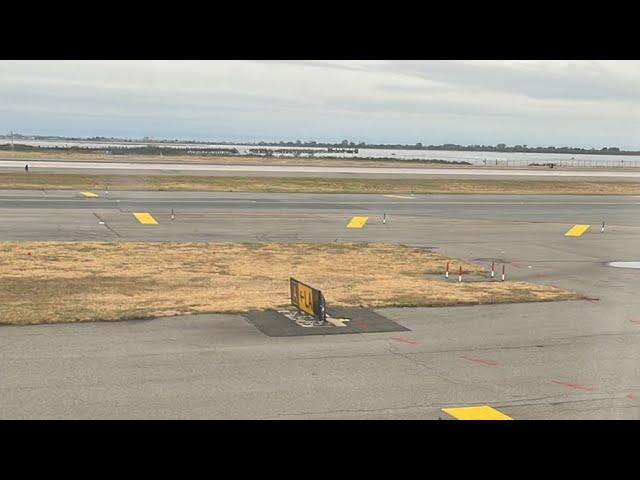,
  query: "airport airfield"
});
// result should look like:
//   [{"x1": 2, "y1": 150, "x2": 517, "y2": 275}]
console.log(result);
[{"x1": 0, "y1": 159, "x2": 639, "y2": 419}]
